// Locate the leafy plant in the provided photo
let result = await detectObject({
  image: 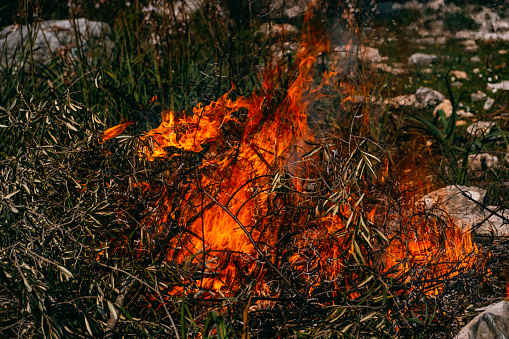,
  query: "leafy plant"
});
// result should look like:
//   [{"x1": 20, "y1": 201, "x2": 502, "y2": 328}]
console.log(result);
[{"x1": 407, "y1": 70, "x2": 474, "y2": 184}]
